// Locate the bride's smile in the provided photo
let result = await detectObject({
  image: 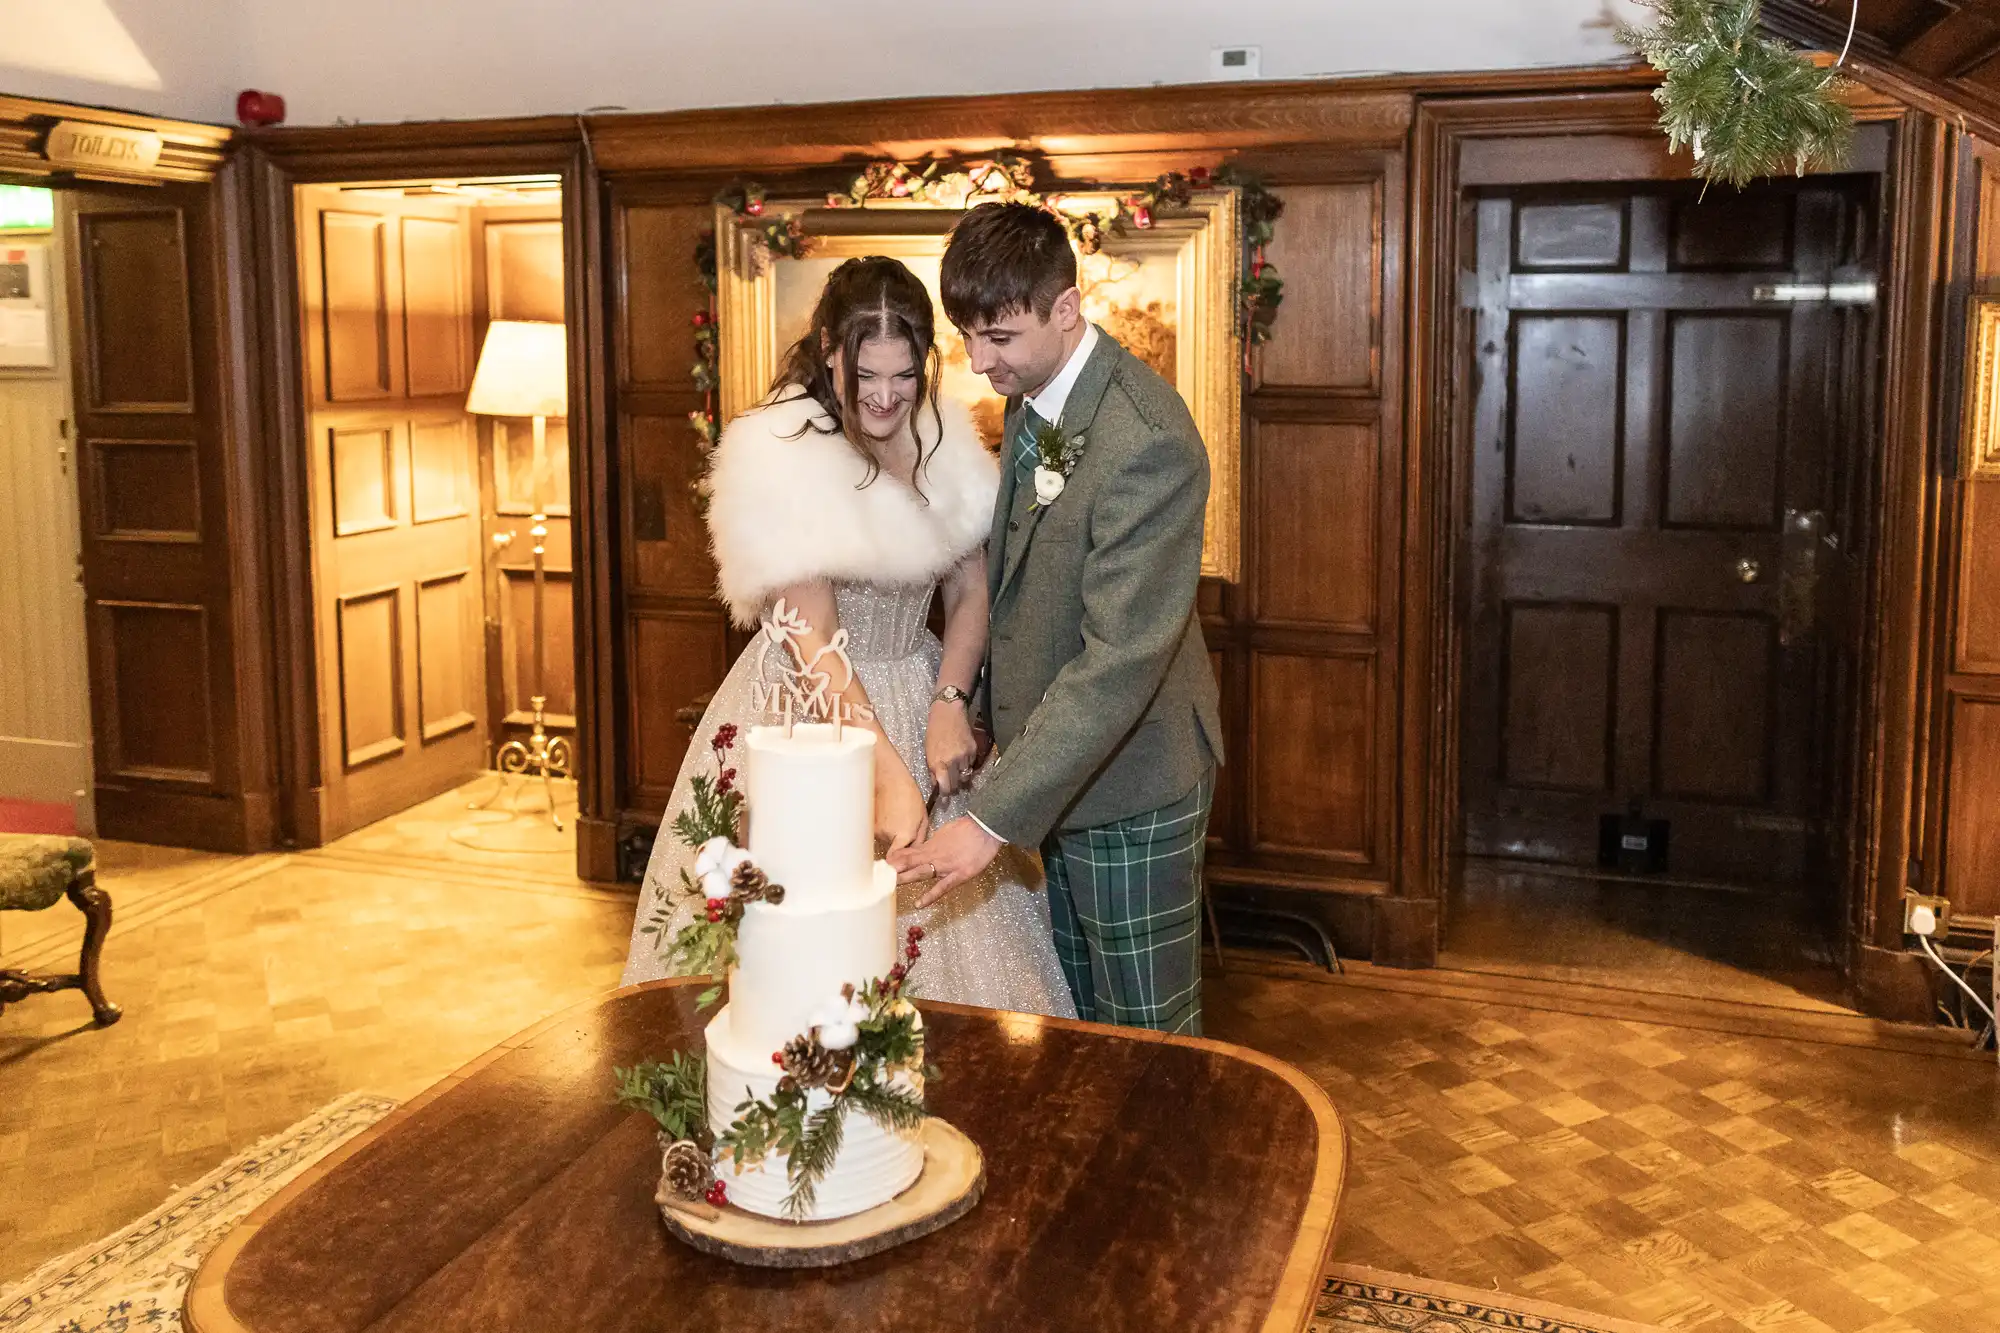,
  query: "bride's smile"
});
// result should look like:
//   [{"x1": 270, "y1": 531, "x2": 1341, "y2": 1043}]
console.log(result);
[{"x1": 831, "y1": 335, "x2": 920, "y2": 442}]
